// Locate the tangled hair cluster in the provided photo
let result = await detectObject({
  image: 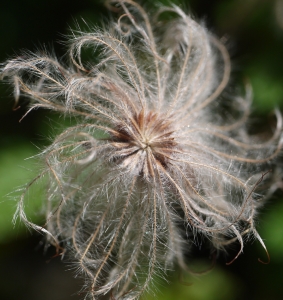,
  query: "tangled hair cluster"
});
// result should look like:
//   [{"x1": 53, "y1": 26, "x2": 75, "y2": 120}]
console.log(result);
[{"x1": 1, "y1": 0, "x2": 283, "y2": 299}]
